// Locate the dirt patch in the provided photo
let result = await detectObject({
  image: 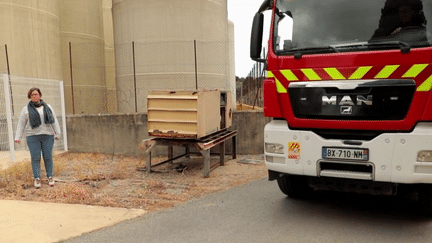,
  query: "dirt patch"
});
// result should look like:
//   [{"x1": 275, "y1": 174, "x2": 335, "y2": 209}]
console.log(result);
[{"x1": 0, "y1": 152, "x2": 267, "y2": 212}]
